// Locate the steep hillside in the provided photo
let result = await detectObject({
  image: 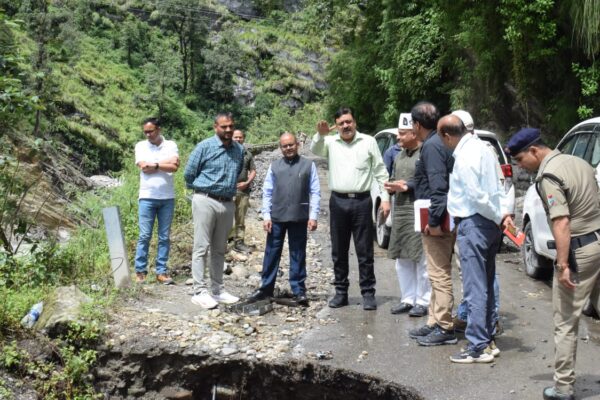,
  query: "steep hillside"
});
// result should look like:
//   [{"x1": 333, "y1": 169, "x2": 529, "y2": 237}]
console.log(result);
[{"x1": 0, "y1": 0, "x2": 332, "y2": 239}]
